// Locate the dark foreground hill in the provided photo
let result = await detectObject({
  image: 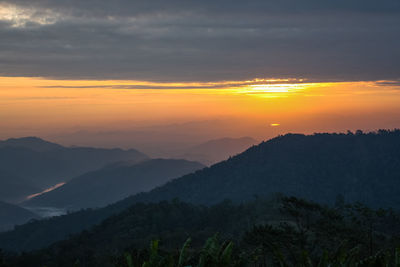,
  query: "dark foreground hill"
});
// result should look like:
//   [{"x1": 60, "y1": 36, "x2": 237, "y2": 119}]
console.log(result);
[
  {"x1": 2, "y1": 130, "x2": 400, "y2": 251},
  {"x1": 0, "y1": 202, "x2": 39, "y2": 232},
  {"x1": 0, "y1": 137, "x2": 148, "y2": 190},
  {"x1": 3, "y1": 197, "x2": 400, "y2": 267},
  {"x1": 24, "y1": 159, "x2": 205, "y2": 211}
]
